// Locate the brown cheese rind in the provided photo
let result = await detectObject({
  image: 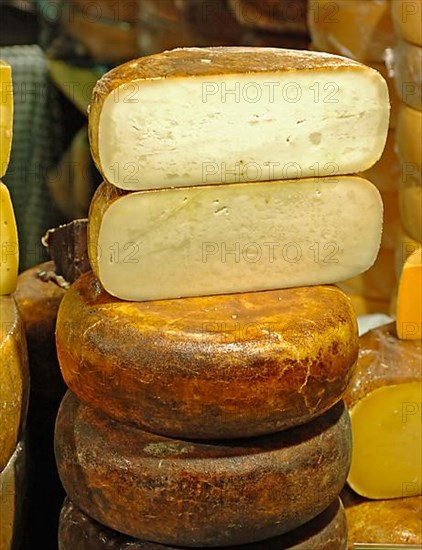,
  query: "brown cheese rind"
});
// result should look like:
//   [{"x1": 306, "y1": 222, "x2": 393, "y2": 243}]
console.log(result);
[
  {"x1": 55, "y1": 392, "x2": 351, "y2": 547},
  {"x1": 56, "y1": 270, "x2": 358, "y2": 439},
  {"x1": 59, "y1": 497, "x2": 347, "y2": 550}
]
